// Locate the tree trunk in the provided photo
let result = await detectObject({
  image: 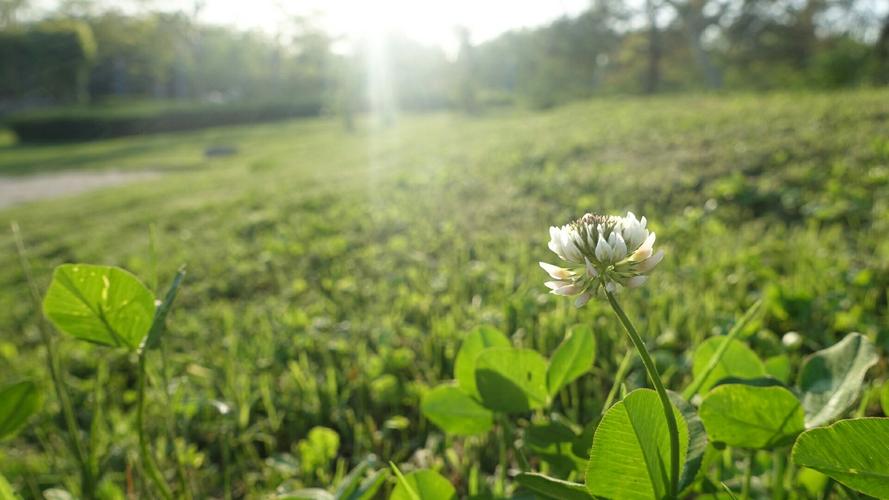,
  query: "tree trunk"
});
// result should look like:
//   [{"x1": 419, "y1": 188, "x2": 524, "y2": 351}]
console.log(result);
[
  {"x1": 666, "y1": 0, "x2": 722, "y2": 89},
  {"x1": 793, "y1": 0, "x2": 823, "y2": 66},
  {"x1": 877, "y1": 12, "x2": 889, "y2": 84},
  {"x1": 644, "y1": 0, "x2": 661, "y2": 93},
  {"x1": 685, "y1": 13, "x2": 721, "y2": 88}
]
